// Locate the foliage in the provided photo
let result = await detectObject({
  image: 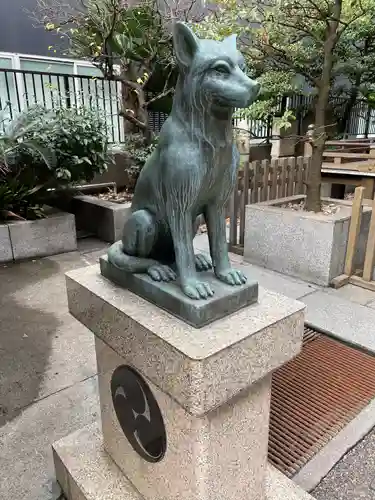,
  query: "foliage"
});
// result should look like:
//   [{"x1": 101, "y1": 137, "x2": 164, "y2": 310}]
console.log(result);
[
  {"x1": 333, "y1": 6, "x2": 375, "y2": 132},
  {"x1": 0, "y1": 108, "x2": 56, "y2": 221},
  {"x1": 0, "y1": 180, "x2": 45, "y2": 221},
  {"x1": 20, "y1": 105, "x2": 109, "y2": 184},
  {"x1": 194, "y1": 0, "x2": 375, "y2": 211},
  {"x1": 34, "y1": 0, "x2": 203, "y2": 141},
  {"x1": 194, "y1": 0, "x2": 375, "y2": 123},
  {"x1": 0, "y1": 105, "x2": 109, "y2": 221},
  {"x1": 192, "y1": 0, "x2": 302, "y2": 129},
  {"x1": 112, "y1": 133, "x2": 158, "y2": 181},
  {"x1": 0, "y1": 107, "x2": 55, "y2": 174}
]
